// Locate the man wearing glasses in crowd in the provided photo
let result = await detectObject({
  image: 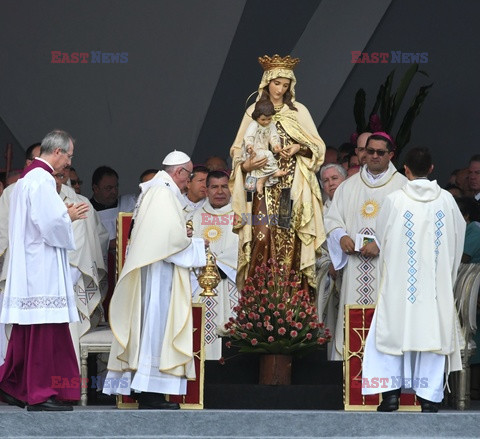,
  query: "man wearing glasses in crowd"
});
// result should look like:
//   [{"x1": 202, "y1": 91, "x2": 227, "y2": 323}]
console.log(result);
[
  {"x1": 323, "y1": 132, "x2": 407, "y2": 361},
  {"x1": 68, "y1": 166, "x2": 83, "y2": 194}
]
